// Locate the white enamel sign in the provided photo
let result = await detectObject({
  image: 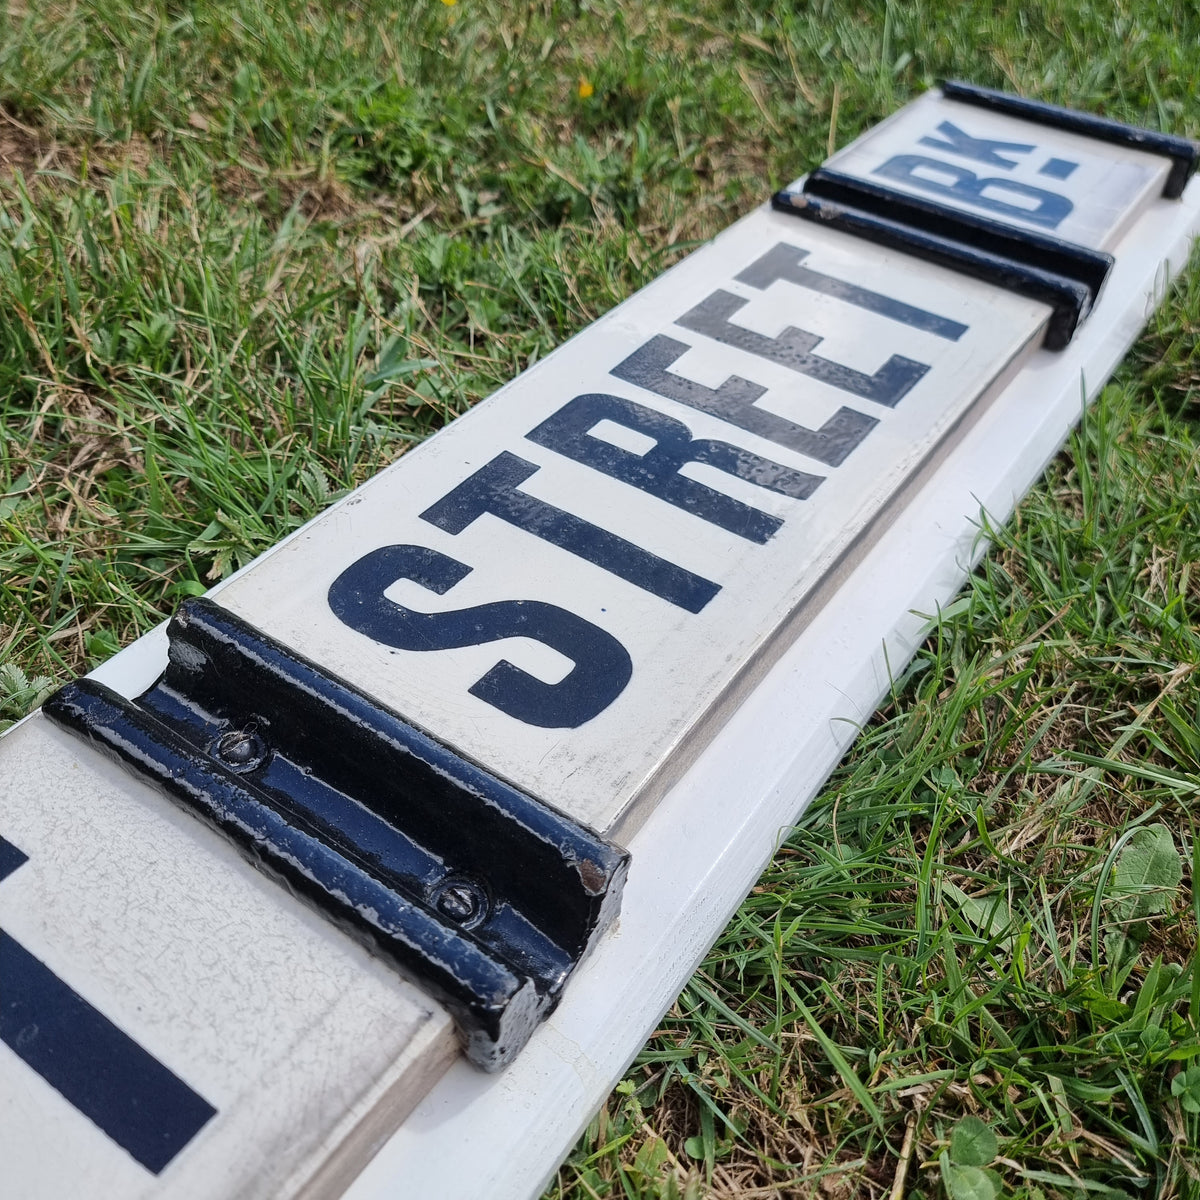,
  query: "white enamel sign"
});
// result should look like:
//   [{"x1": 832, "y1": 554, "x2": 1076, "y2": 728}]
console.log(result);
[
  {"x1": 820, "y1": 89, "x2": 1169, "y2": 249},
  {"x1": 0, "y1": 715, "x2": 456, "y2": 1199},
  {"x1": 219, "y1": 216, "x2": 1050, "y2": 834}
]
